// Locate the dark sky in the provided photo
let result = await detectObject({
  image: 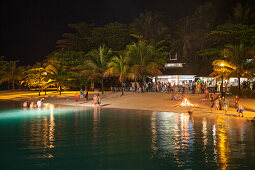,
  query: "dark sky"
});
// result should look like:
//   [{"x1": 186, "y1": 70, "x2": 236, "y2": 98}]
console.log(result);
[{"x1": 0, "y1": 0, "x2": 237, "y2": 65}]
